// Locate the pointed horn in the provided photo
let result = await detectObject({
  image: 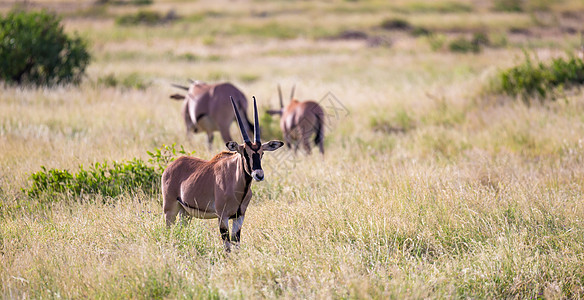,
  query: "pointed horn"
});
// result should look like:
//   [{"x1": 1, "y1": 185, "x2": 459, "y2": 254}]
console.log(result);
[
  {"x1": 253, "y1": 96, "x2": 260, "y2": 143},
  {"x1": 230, "y1": 96, "x2": 250, "y2": 143},
  {"x1": 171, "y1": 83, "x2": 189, "y2": 91},
  {"x1": 290, "y1": 84, "x2": 296, "y2": 101},
  {"x1": 277, "y1": 84, "x2": 284, "y2": 109}
]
